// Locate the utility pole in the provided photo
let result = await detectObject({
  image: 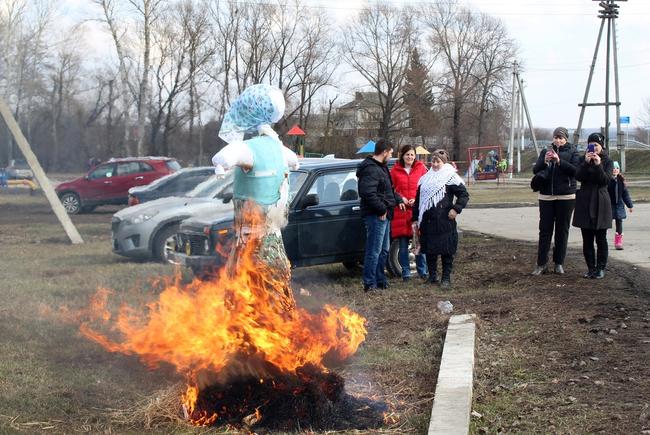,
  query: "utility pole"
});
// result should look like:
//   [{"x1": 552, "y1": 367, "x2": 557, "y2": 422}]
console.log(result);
[
  {"x1": 509, "y1": 61, "x2": 539, "y2": 178},
  {"x1": 574, "y1": 0, "x2": 626, "y2": 170}
]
